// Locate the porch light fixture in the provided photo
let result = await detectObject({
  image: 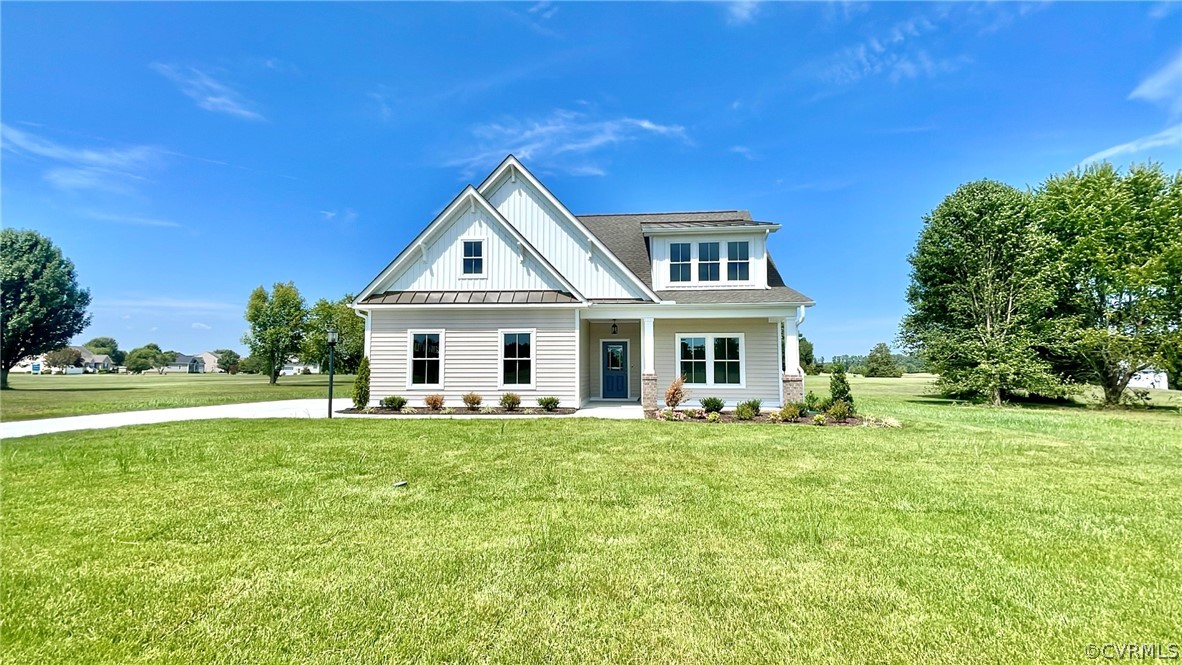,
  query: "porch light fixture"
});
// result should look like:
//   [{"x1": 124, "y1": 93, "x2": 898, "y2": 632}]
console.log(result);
[
  {"x1": 611, "y1": 320, "x2": 618, "y2": 335},
  {"x1": 326, "y1": 328, "x2": 338, "y2": 418}
]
